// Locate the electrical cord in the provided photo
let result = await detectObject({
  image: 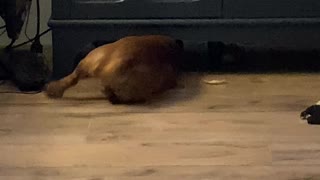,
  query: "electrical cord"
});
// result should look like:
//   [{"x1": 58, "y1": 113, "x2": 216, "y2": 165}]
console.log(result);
[
  {"x1": 35, "y1": 0, "x2": 40, "y2": 37},
  {"x1": 11, "y1": 28, "x2": 51, "y2": 49},
  {"x1": 0, "y1": 24, "x2": 5, "y2": 36},
  {"x1": 30, "y1": 0, "x2": 42, "y2": 53},
  {"x1": 0, "y1": 29, "x2": 6, "y2": 37},
  {"x1": 7, "y1": 0, "x2": 51, "y2": 51},
  {"x1": 24, "y1": 3, "x2": 32, "y2": 41},
  {"x1": 1, "y1": 0, "x2": 49, "y2": 94}
]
